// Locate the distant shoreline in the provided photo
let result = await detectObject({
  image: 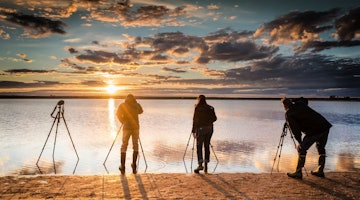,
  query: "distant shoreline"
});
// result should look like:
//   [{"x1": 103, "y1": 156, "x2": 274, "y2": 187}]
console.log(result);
[{"x1": 0, "y1": 95, "x2": 359, "y2": 101}]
